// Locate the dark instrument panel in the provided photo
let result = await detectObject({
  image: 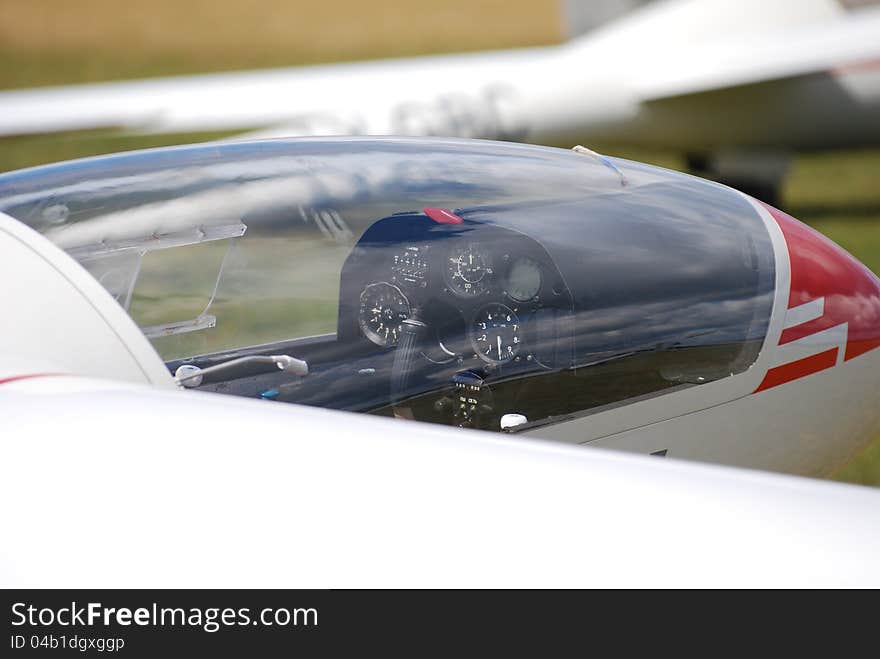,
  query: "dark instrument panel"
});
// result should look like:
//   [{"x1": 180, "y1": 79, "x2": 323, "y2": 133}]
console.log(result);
[
  {"x1": 322, "y1": 210, "x2": 575, "y2": 429},
  {"x1": 338, "y1": 211, "x2": 573, "y2": 375}
]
